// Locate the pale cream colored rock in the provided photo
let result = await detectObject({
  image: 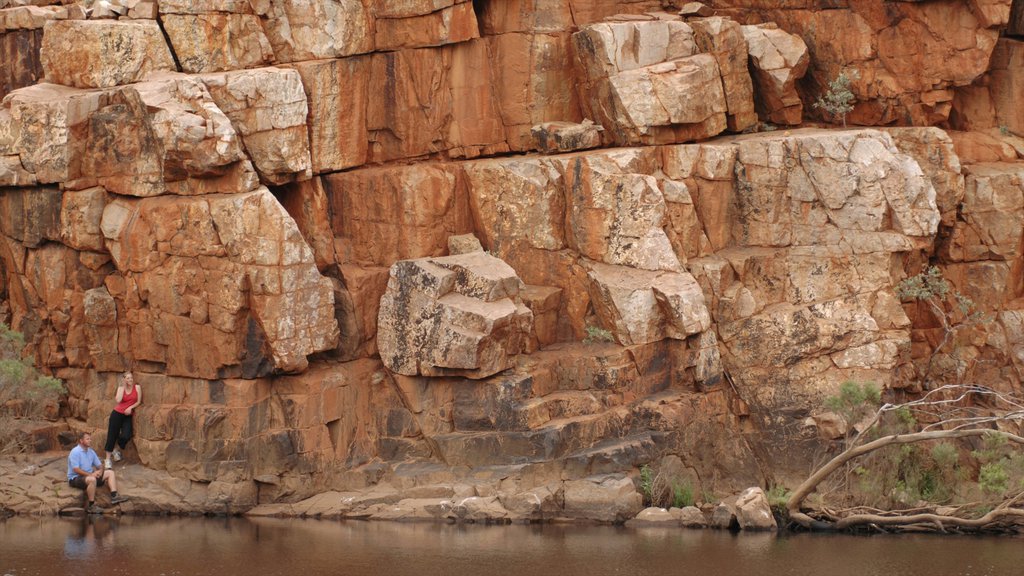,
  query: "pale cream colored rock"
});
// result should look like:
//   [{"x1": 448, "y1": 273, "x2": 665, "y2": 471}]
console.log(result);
[
  {"x1": 158, "y1": 0, "x2": 255, "y2": 14},
  {"x1": 59, "y1": 186, "x2": 106, "y2": 251},
  {"x1": 377, "y1": 252, "x2": 532, "y2": 379},
  {"x1": 199, "y1": 67, "x2": 312, "y2": 184},
  {"x1": 740, "y1": 24, "x2": 808, "y2": 126},
  {"x1": 447, "y1": 234, "x2": 483, "y2": 255},
  {"x1": 586, "y1": 261, "x2": 710, "y2": 346},
  {"x1": 690, "y1": 17, "x2": 756, "y2": 132},
  {"x1": 734, "y1": 487, "x2": 776, "y2": 530},
  {"x1": 0, "y1": 155, "x2": 34, "y2": 186},
  {"x1": 562, "y1": 475, "x2": 643, "y2": 523},
  {"x1": 573, "y1": 18, "x2": 734, "y2": 145},
  {"x1": 733, "y1": 129, "x2": 939, "y2": 248},
  {"x1": 0, "y1": 5, "x2": 69, "y2": 32},
  {"x1": 673, "y1": 506, "x2": 708, "y2": 527},
  {"x1": 40, "y1": 20, "x2": 175, "y2": 88},
  {"x1": 134, "y1": 74, "x2": 249, "y2": 181},
  {"x1": 530, "y1": 121, "x2": 602, "y2": 154},
  {"x1": 625, "y1": 507, "x2": 677, "y2": 526},
  {"x1": 883, "y1": 127, "x2": 965, "y2": 228},
  {"x1": 463, "y1": 158, "x2": 565, "y2": 256},
  {"x1": 450, "y1": 495, "x2": 509, "y2": 522},
  {"x1": 162, "y1": 13, "x2": 273, "y2": 74},
  {"x1": 563, "y1": 154, "x2": 680, "y2": 272},
  {"x1": 251, "y1": 0, "x2": 372, "y2": 61}
]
